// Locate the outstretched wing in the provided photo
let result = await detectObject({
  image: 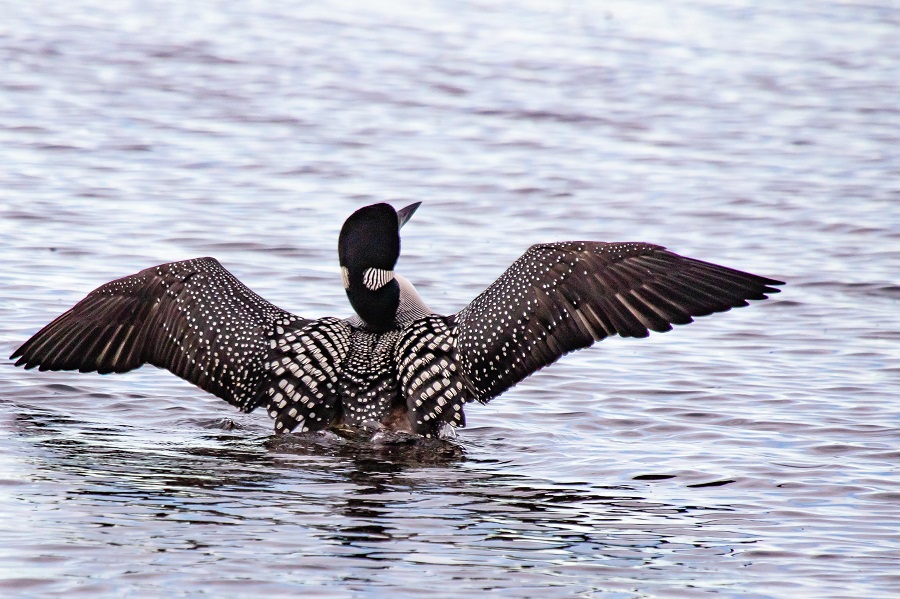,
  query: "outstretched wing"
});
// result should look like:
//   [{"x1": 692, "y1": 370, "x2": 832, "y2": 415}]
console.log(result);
[
  {"x1": 11, "y1": 257, "x2": 309, "y2": 412},
  {"x1": 453, "y1": 241, "x2": 783, "y2": 402}
]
